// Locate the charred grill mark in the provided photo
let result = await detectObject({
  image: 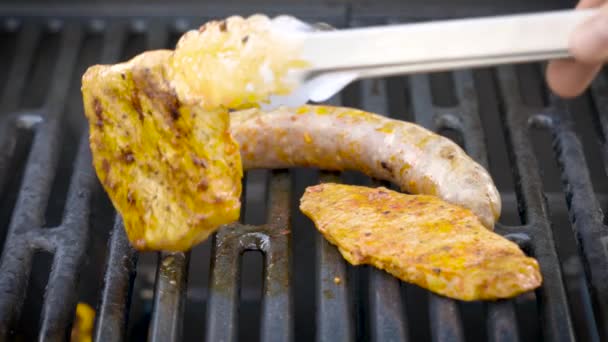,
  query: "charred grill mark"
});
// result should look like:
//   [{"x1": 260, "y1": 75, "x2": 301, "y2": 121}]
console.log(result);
[
  {"x1": 169, "y1": 106, "x2": 180, "y2": 121},
  {"x1": 101, "y1": 159, "x2": 111, "y2": 173},
  {"x1": 122, "y1": 150, "x2": 135, "y2": 164},
  {"x1": 132, "y1": 92, "x2": 144, "y2": 121},
  {"x1": 191, "y1": 154, "x2": 208, "y2": 168},
  {"x1": 132, "y1": 67, "x2": 181, "y2": 122},
  {"x1": 93, "y1": 97, "x2": 102, "y2": 117},
  {"x1": 93, "y1": 97, "x2": 104, "y2": 128},
  {"x1": 219, "y1": 20, "x2": 227, "y2": 32},
  {"x1": 197, "y1": 178, "x2": 209, "y2": 191},
  {"x1": 380, "y1": 161, "x2": 394, "y2": 176}
]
